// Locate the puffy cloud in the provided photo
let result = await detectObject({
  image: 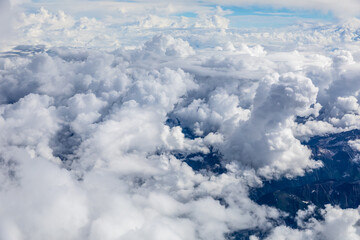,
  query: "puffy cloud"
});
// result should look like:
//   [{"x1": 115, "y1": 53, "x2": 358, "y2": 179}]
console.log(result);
[
  {"x1": 293, "y1": 120, "x2": 339, "y2": 141},
  {"x1": 141, "y1": 34, "x2": 195, "y2": 58},
  {"x1": 224, "y1": 73, "x2": 322, "y2": 178},
  {"x1": 330, "y1": 96, "x2": 360, "y2": 117},
  {"x1": 349, "y1": 139, "x2": 360, "y2": 152},
  {"x1": 0, "y1": 33, "x2": 288, "y2": 239},
  {"x1": 265, "y1": 205, "x2": 360, "y2": 240},
  {"x1": 138, "y1": 15, "x2": 189, "y2": 29},
  {"x1": 0, "y1": 33, "x2": 285, "y2": 238},
  {"x1": 173, "y1": 87, "x2": 250, "y2": 137},
  {"x1": 0, "y1": 94, "x2": 60, "y2": 162},
  {"x1": 2, "y1": 5, "x2": 360, "y2": 239},
  {"x1": 193, "y1": 14, "x2": 230, "y2": 29},
  {"x1": 0, "y1": 147, "x2": 88, "y2": 240}
]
